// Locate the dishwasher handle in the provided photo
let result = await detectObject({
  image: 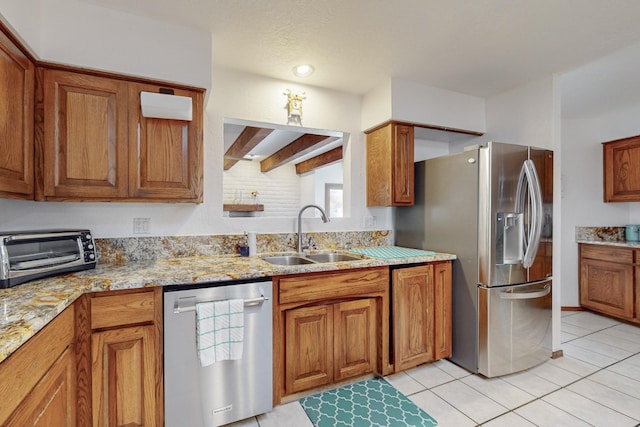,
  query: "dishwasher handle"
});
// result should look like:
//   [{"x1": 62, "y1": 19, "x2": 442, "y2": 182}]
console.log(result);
[{"x1": 173, "y1": 294, "x2": 269, "y2": 314}]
